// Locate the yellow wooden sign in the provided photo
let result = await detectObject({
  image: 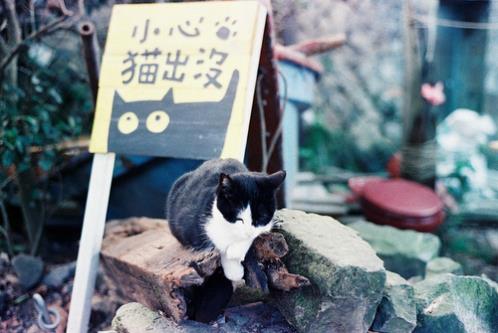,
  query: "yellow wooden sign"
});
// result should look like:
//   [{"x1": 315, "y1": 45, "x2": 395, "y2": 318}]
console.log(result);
[{"x1": 89, "y1": 1, "x2": 267, "y2": 160}]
